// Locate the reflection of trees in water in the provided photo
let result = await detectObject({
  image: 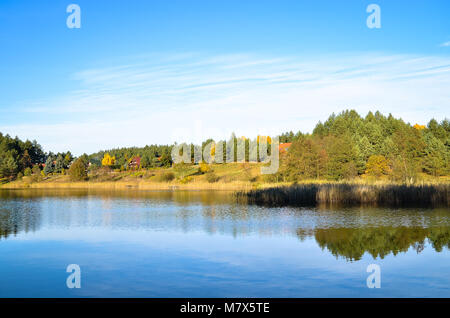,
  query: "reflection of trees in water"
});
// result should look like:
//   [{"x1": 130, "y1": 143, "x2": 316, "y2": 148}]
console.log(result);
[
  {"x1": 0, "y1": 188, "x2": 236, "y2": 205},
  {"x1": 1, "y1": 189, "x2": 449, "y2": 260},
  {"x1": 299, "y1": 226, "x2": 450, "y2": 261},
  {"x1": 0, "y1": 201, "x2": 42, "y2": 239}
]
